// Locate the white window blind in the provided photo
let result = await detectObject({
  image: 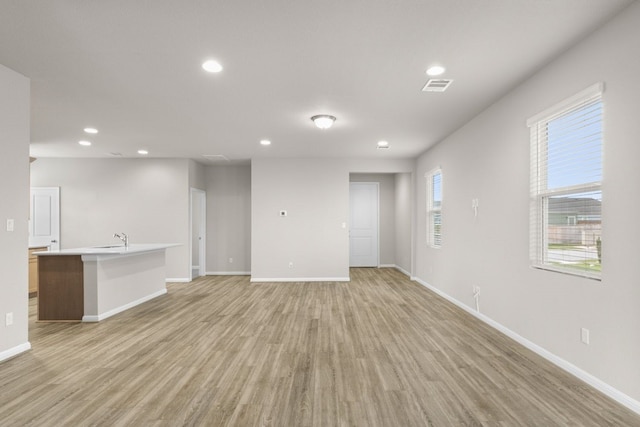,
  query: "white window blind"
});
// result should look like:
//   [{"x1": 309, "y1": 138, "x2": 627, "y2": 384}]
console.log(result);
[
  {"x1": 426, "y1": 169, "x2": 442, "y2": 248},
  {"x1": 528, "y1": 83, "x2": 603, "y2": 279}
]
